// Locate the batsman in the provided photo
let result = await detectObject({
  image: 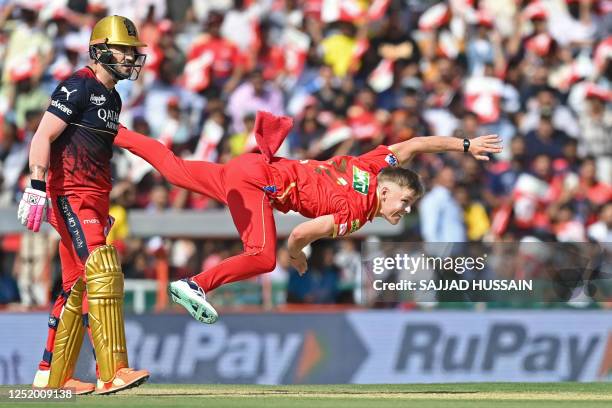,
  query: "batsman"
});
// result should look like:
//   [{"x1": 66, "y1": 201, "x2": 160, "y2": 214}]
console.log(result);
[{"x1": 17, "y1": 16, "x2": 149, "y2": 394}]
